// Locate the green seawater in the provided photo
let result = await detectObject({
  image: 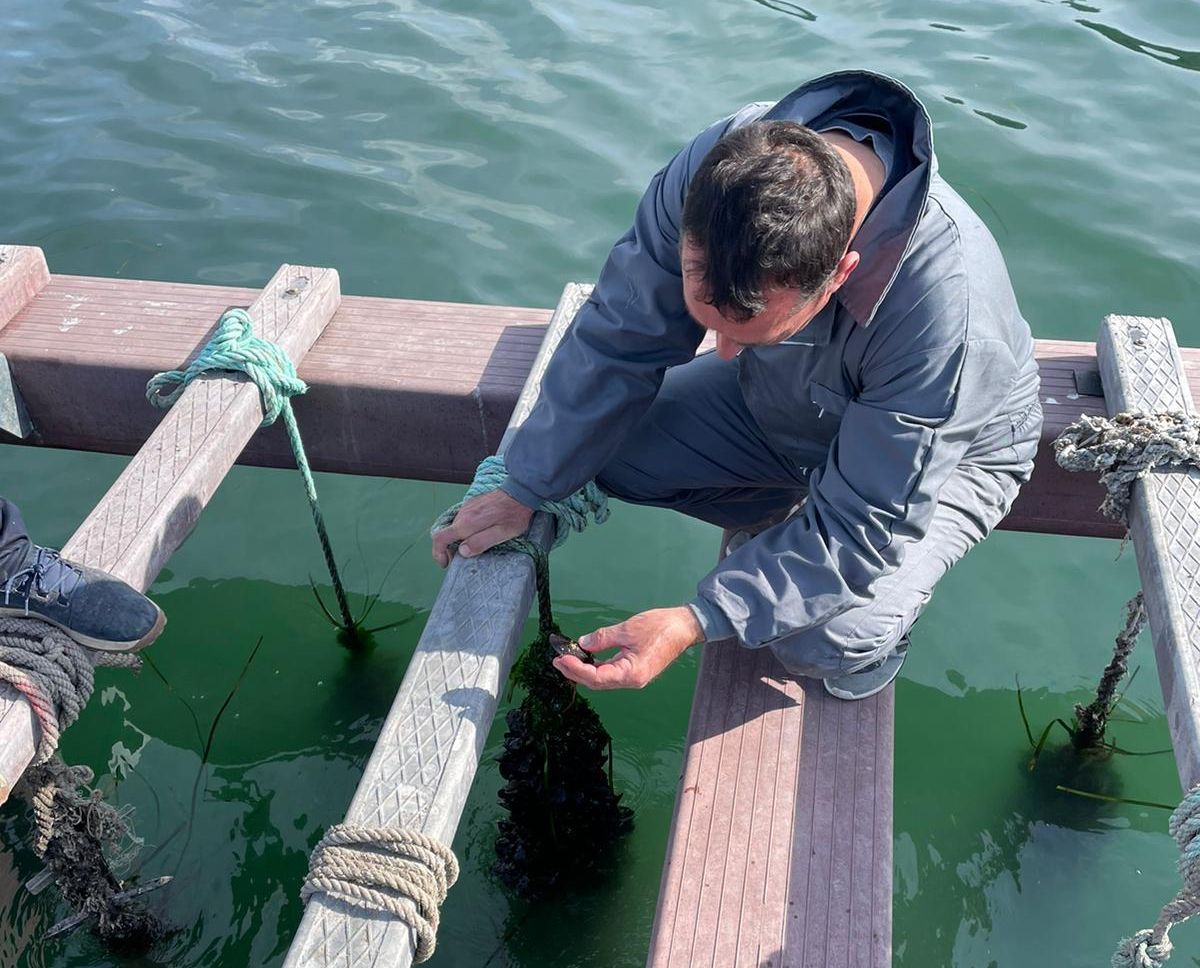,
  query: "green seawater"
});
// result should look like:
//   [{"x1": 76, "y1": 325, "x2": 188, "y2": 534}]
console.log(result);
[{"x1": 2, "y1": 0, "x2": 1199, "y2": 965}]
